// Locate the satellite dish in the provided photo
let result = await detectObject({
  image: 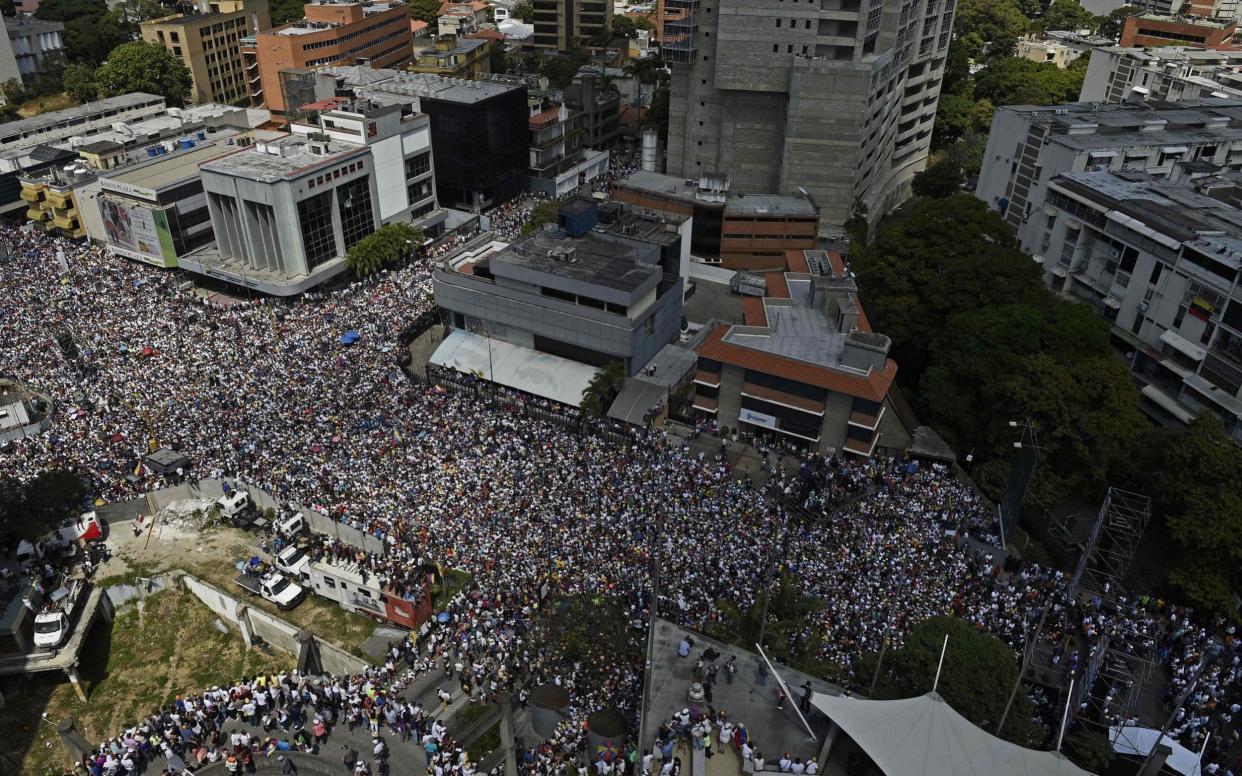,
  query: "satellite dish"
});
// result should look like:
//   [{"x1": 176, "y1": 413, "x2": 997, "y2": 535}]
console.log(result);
[{"x1": 538, "y1": 76, "x2": 550, "y2": 90}]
